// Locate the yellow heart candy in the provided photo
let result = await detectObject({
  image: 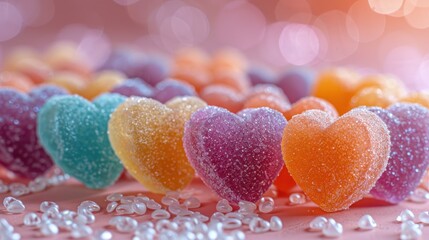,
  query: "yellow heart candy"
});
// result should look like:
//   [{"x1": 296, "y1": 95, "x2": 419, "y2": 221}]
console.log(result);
[{"x1": 108, "y1": 96, "x2": 207, "y2": 193}]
